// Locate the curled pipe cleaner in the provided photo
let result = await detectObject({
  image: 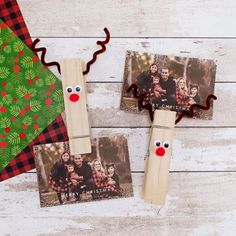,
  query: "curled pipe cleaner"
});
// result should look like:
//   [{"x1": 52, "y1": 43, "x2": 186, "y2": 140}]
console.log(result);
[
  {"x1": 31, "y1": 27, "x2": 110, "y2": 76},
  {"x1": 126, "y1": 84, "x2": 217, "y2": 124}
]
